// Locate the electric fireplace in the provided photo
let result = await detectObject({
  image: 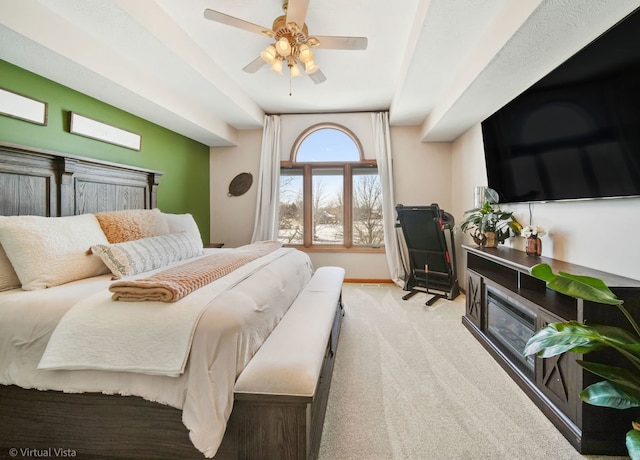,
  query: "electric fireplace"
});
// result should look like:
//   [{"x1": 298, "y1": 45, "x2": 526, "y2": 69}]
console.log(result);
[
  {"x1": 485, "y1": 287, "x2": 536, "y2": 378},
  {"x1": 463, "y1": 245, "x2": 640, "y2": 454}
]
